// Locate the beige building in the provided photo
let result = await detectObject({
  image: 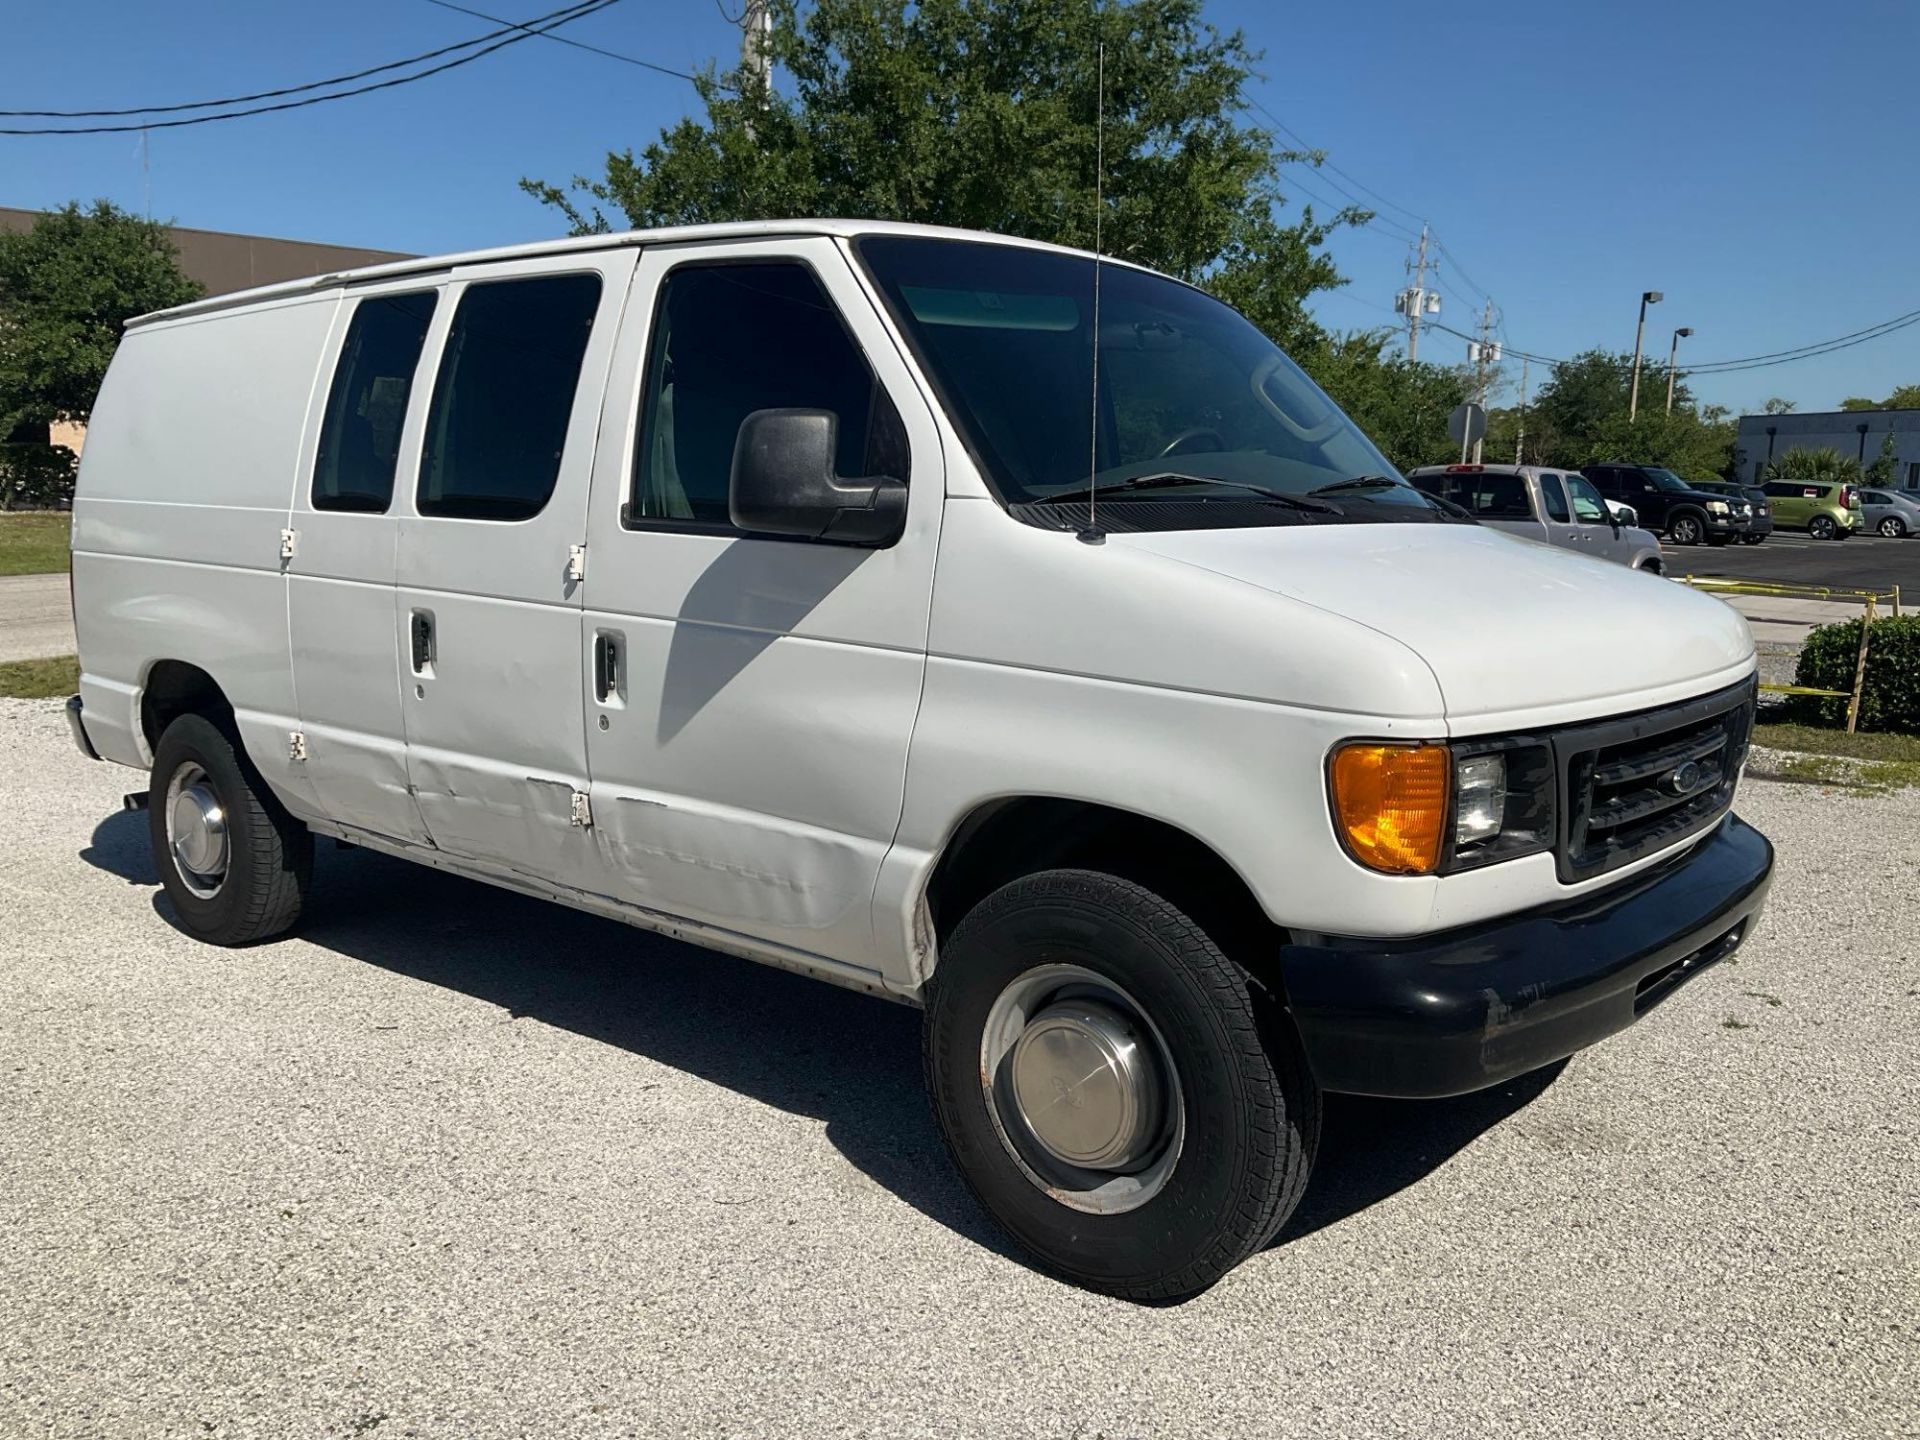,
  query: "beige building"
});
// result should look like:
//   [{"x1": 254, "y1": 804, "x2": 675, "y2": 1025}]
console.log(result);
[{"x1": 1, "y1": 207, "x2": 412, "y2": 453}]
